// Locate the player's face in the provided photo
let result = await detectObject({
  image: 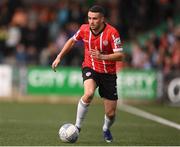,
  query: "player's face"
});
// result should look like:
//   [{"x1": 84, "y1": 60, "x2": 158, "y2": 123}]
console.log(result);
[{"x1": 88, "y1": 11, "x2": 104, "y2": 31}]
